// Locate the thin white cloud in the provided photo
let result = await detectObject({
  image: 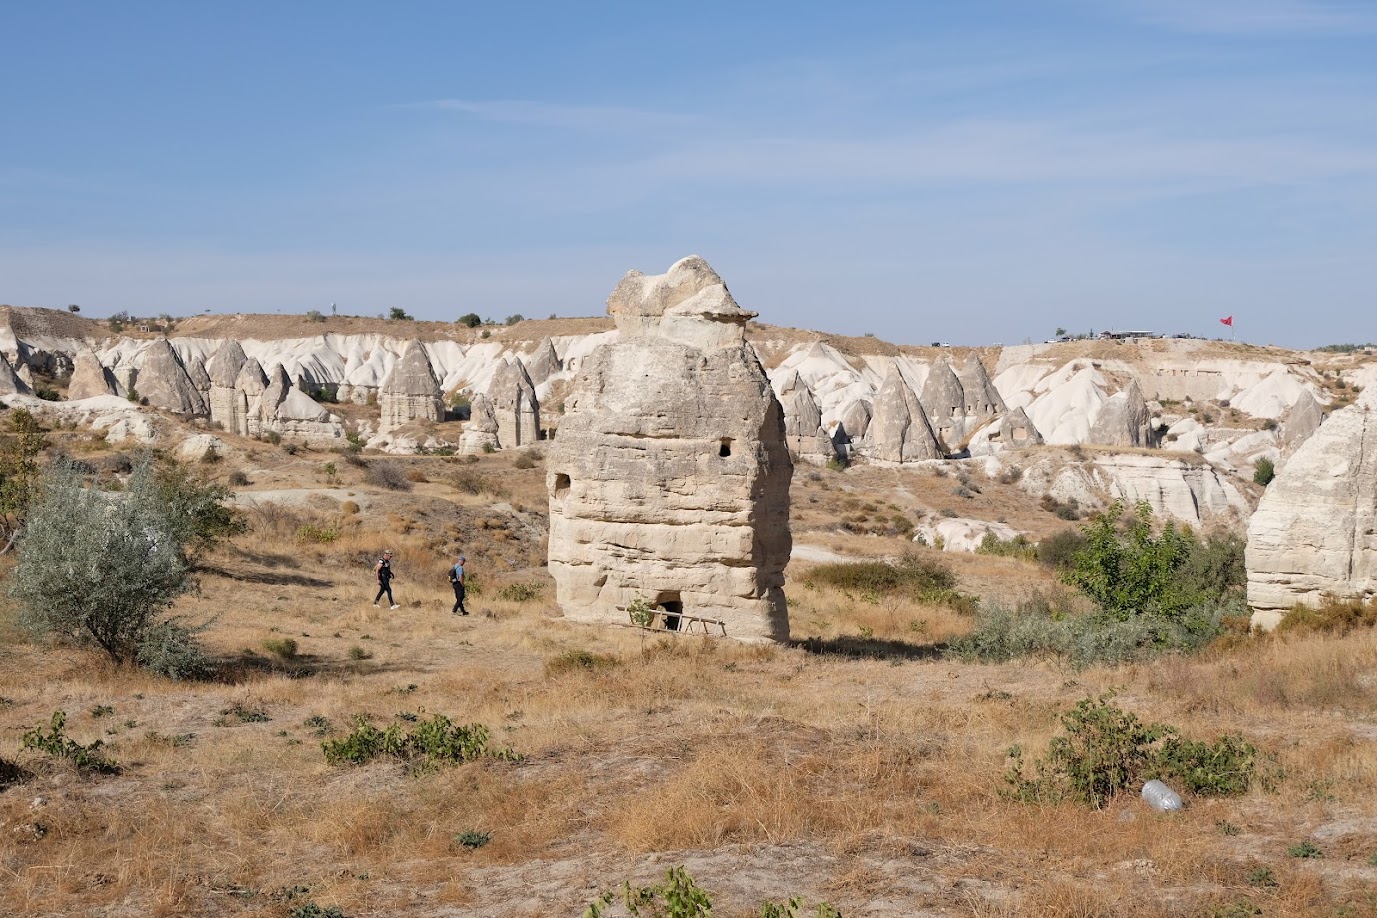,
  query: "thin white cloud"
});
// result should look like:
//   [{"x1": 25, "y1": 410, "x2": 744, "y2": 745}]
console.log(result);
[
  {"x1": 1122, "y1": 0, "x2": 1377, "y2": 34},
  {"x1": 407, "y1": 98, "x2": 693, "y2": 131},
  {"x1": 631, "y1": 120, "x2": 1377, "y2": 189}
]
